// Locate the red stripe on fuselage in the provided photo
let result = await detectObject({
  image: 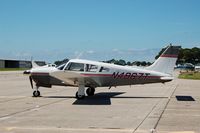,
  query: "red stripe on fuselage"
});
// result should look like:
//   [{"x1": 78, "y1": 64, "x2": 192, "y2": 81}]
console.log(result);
[
  {"x1": 160, "y1": 54, "x2": 178, "y2": 58},
  {"x1": 81, "y1": 73, "x2": 161, "y2": 79}
]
